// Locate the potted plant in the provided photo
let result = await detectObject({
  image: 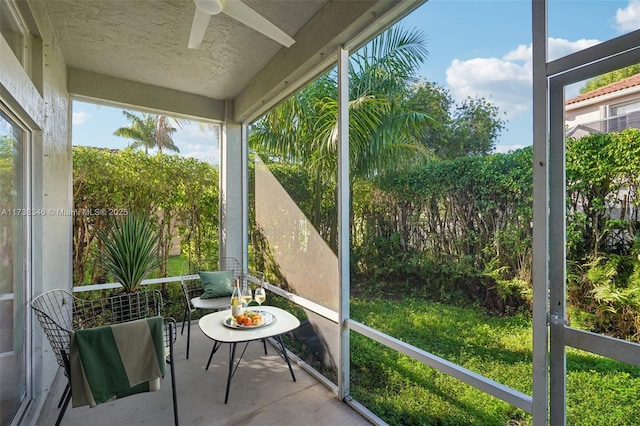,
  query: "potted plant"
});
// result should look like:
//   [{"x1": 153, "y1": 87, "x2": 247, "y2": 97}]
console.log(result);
[{"x1": 98, "y1": 214, "x2": 159, "y2": 294}]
